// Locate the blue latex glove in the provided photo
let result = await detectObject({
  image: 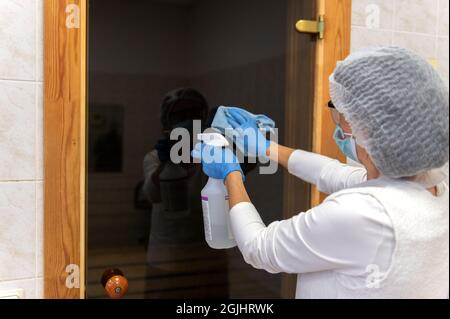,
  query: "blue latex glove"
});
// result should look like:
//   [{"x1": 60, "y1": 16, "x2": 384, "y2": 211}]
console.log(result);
[
  {"x1": 191, "y1": 143, "x2": 244, "y2": 182},
  {"x1": 226, "y1": 109, "x2": 271, "y2": 159}
]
